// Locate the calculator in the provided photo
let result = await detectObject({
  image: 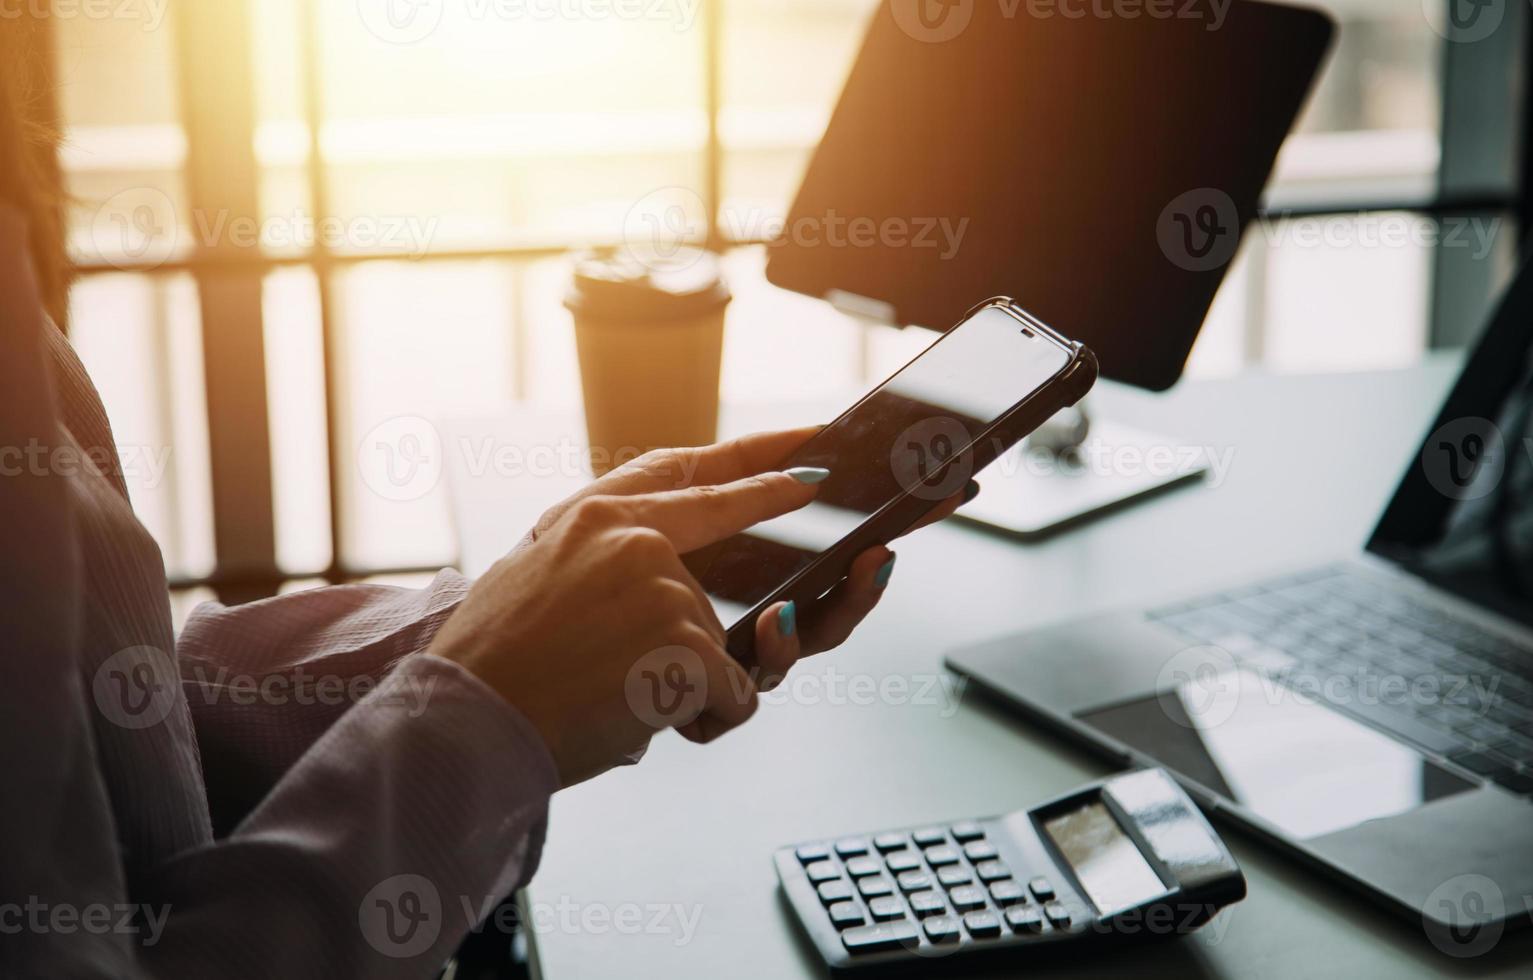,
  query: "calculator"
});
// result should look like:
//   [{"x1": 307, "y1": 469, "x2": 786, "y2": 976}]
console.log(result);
[{"x1": 774, "y1": 768, "x2": 1245, "y2": 972}]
